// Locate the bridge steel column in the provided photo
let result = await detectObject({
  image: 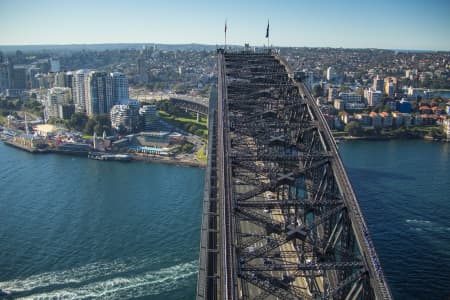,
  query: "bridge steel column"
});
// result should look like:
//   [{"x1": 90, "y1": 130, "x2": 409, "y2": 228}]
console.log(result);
[{"x1": 198, "y1": 49, "x2": 392, "y2": 300}]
